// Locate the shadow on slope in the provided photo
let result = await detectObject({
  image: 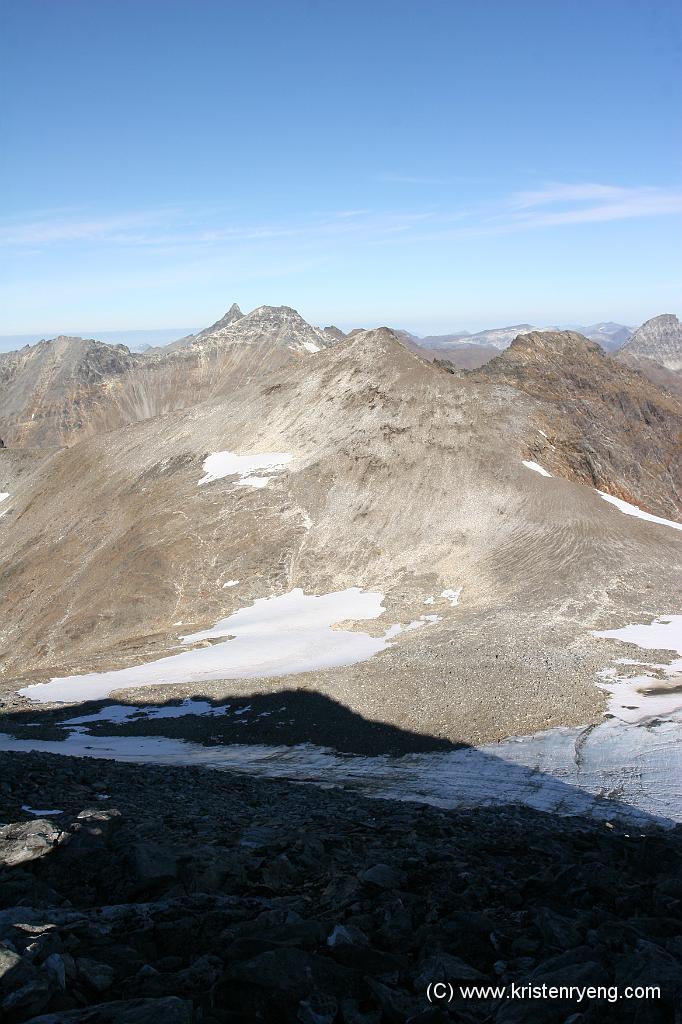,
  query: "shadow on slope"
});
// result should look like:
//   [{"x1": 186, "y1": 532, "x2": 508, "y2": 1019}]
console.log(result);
[
  {"x1": 0, "y1": 689, "x2": 678, "y2": 830},
  {"x1": 0, "y1": 689, "x2": 457, "y2": 756}
]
